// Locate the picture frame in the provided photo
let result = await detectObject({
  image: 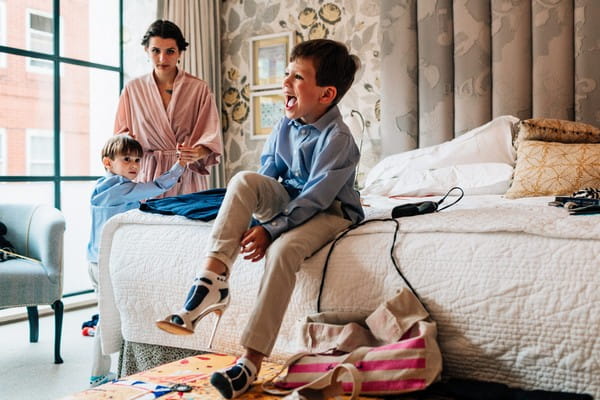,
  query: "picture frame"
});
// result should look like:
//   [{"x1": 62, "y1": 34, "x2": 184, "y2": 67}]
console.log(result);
[
  {"x1": 250, "y1": 89, "x2": 285, "y2": 139},
  {"x1": 249, "y1": 31, "x2": 294, "y2": 90}
]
